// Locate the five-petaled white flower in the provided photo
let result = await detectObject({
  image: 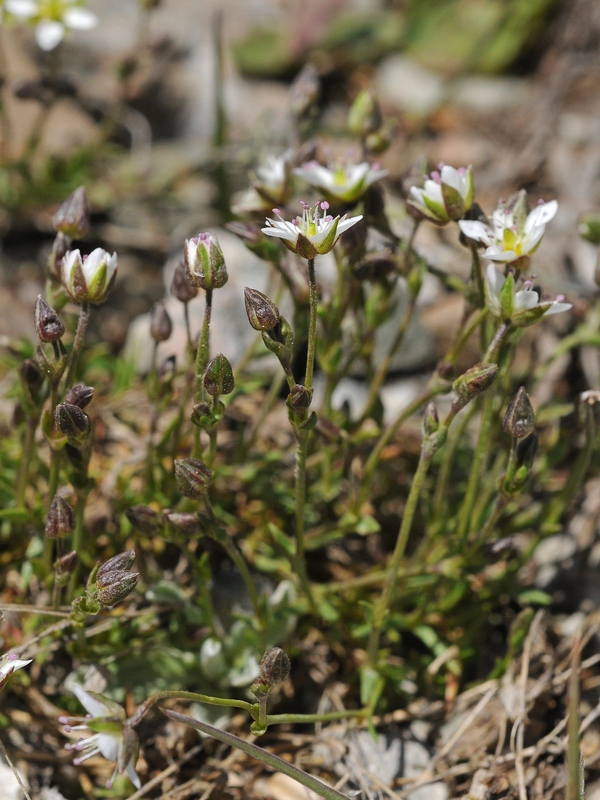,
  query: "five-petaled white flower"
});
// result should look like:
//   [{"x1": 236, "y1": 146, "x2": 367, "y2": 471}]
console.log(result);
[
  {"x1": 5, "y1": 0, "x2": 97, "y2": 51},
  {"x1": 459, "y1": 198, "x2": 558, "y2": 266},
  {"x1": 262, "y1": 201, "x2": 362, "y2": 259},
  {"x1": 59, "y1": 684, "x2": 141, "y2": 790},
  {"x1": 294, "y1": 161, "x2": 387, "y2": 204},
  {"x1": 408, "y1": 164, "x2": 474, "y2": 224},
  {"x1": 61, "y1": 248, "x2": 118, "y2": 304},
  {"x1": 484, "y1": 264, "x2": 571, "y2": 327},
  {"x1": 0, "y1": 652, "x2": 32, "y2": 689}
]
